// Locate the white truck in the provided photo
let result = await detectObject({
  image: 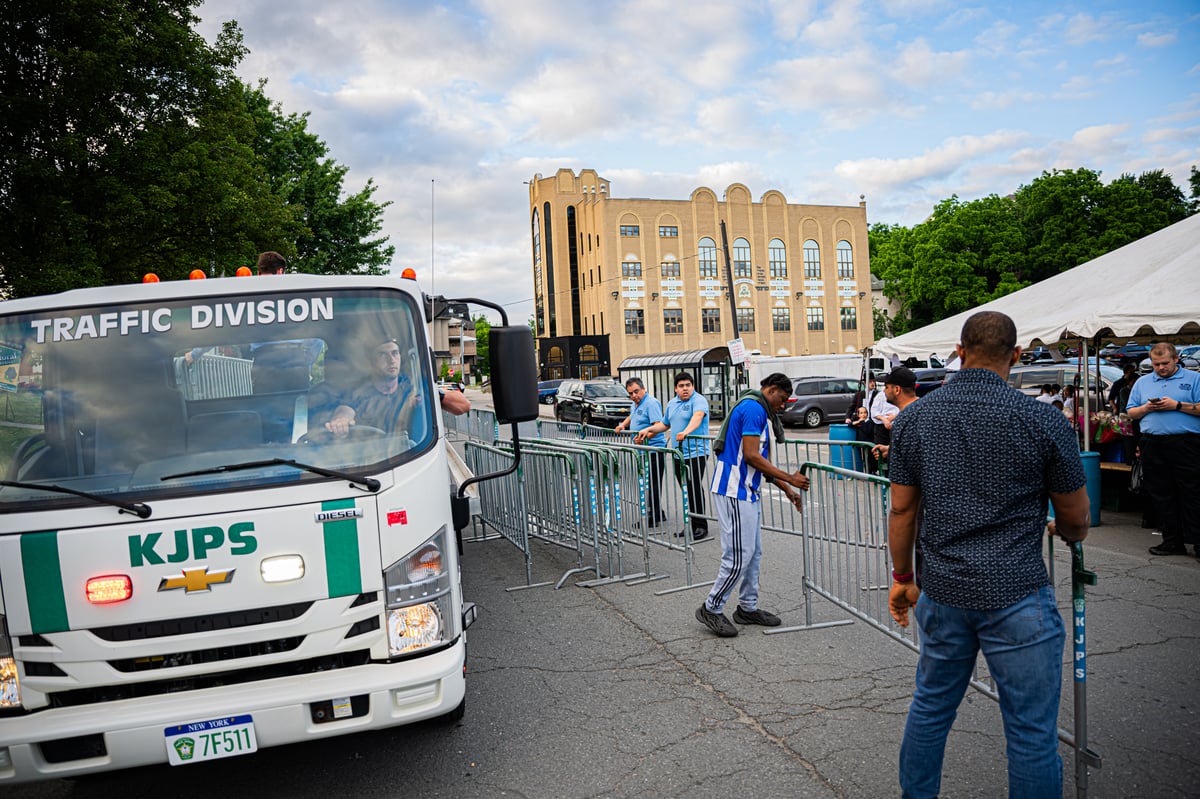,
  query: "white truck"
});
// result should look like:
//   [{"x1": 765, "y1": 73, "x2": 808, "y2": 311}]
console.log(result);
[{"x1": 0, "y1": 271, "x2": 535, "y2": 783}]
